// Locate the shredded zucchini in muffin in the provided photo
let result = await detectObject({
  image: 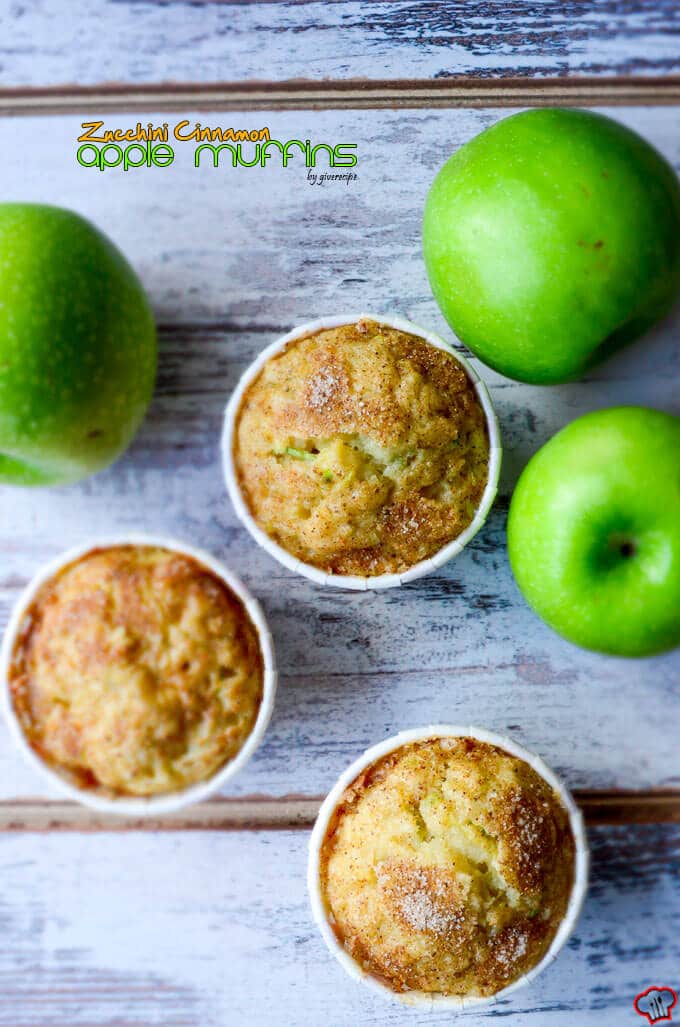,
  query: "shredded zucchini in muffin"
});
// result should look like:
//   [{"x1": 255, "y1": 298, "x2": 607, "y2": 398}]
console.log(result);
[{"x1": 234, "y1": 320, "x2": 489, "y2": 576}]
